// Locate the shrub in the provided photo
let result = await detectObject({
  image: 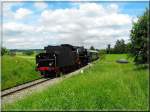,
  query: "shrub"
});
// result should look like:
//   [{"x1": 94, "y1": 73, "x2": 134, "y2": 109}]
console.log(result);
[
  {"x1": 23, "y1": 50, "x2": 34, "y2": 56},
  {"x1": 9, "y1": 52, "x2": 16, "y2": 57},
  {"x1": 1, "y1": 47, "x2": 9, "y2": 56}
]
